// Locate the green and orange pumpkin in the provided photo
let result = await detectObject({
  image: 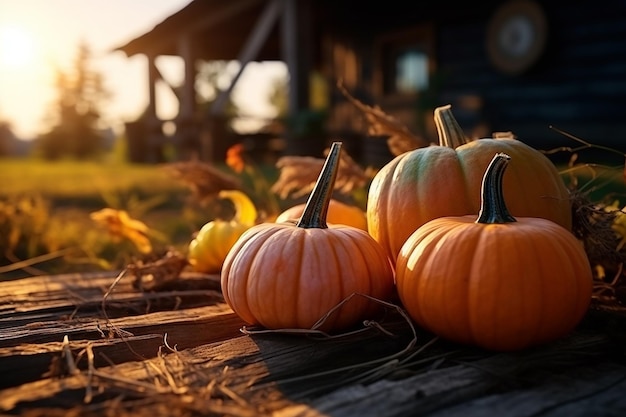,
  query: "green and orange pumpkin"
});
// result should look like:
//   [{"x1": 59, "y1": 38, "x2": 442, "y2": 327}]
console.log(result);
[{"x1": 367, "y1": 105, "x2": 572, "y2": 264}]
